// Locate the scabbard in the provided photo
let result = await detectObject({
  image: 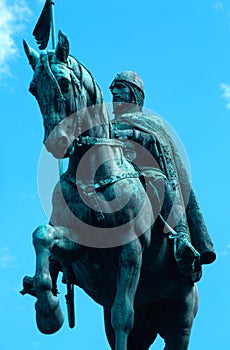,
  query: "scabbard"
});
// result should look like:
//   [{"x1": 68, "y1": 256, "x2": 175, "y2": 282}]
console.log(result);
[{"x1": 65, "y1": 283, "x2": 75, "y2": 328}]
